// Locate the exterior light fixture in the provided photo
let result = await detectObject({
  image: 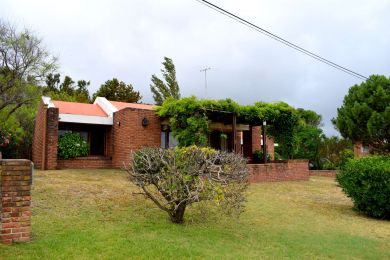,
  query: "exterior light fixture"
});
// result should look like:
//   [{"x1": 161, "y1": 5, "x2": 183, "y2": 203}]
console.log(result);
[{"x1": 142, "y1": 117, "x2": 149, "y2": 127}]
